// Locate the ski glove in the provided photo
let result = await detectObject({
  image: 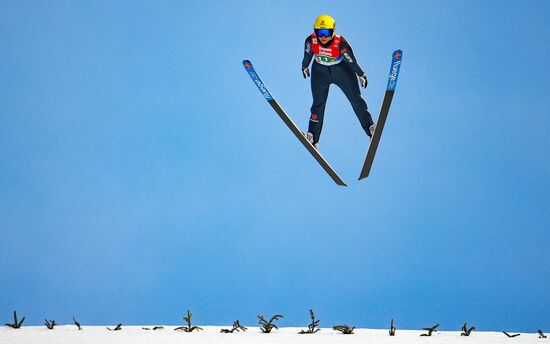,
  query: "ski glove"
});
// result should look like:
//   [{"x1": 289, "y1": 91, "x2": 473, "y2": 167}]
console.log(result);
[
  {"x1": 359, "y1": 74, "x2": 368, "y2": 88},
  {"x1": 302, "y1": 67, "x2": 310, "y2": 79}
]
